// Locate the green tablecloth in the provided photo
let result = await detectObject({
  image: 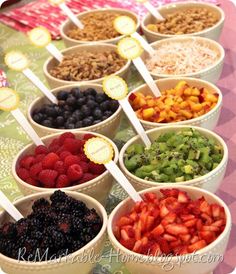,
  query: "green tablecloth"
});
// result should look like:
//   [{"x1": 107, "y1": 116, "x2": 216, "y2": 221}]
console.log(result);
[{"x1": 0, "y1": 23, "x2": 146, "y2": 273}]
